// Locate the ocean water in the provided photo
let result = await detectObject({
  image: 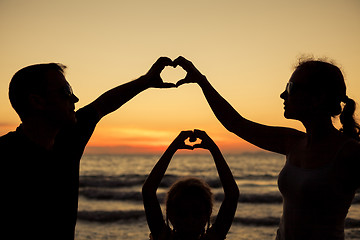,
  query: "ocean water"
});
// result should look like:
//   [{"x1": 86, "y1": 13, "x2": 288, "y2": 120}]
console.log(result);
[{"x1": 75, "y1": 152, "x2": 360, "y2": 240}]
